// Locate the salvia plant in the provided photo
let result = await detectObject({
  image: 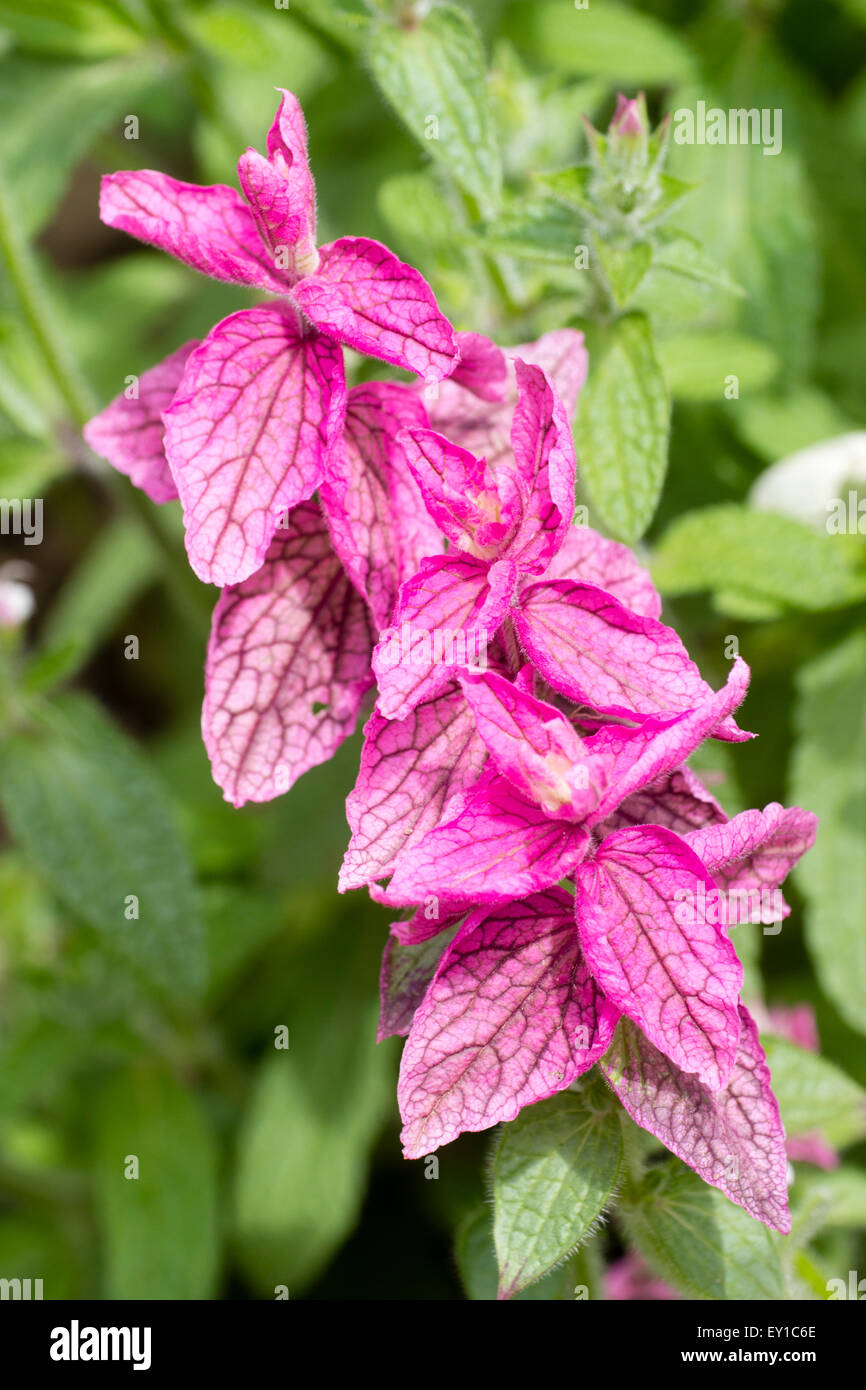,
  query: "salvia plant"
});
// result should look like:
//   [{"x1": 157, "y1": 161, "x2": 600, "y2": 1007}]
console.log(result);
[{"x1": 0, "y1": 0, "x2": 864, "y2": 1305}]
